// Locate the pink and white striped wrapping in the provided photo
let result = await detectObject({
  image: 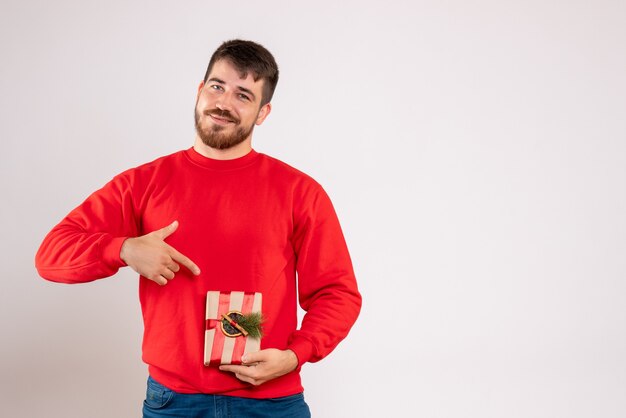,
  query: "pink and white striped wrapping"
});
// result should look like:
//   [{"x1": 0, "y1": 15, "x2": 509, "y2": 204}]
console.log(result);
[{"x1": 204, "y1": 291, "x2": 263, "y2": 366}]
